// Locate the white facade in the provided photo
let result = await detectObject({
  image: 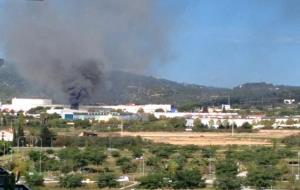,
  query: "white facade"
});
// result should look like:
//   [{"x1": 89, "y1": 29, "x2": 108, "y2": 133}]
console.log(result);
[
  {"x1": 0, "y1": 130, "x2": 13, "y2": 142},
  {"x1": 1, "y1": 98, "x2": 52, "y2": 112},
  {"x1": 154, "y1": 112, "x2": 239, "y2": 119},
  {"x1": 221, "y1": 104, "x2": 231, "y2": 110},
  {"x1": 186, "y1": 118, "x2": 256, "y2": 128},
  {"x1": 284, "y1": 99, "x2": 295, "y2": 105},
  {"x1": 101, "y1": 104, "x2": 173, "y2": 114}
]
